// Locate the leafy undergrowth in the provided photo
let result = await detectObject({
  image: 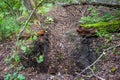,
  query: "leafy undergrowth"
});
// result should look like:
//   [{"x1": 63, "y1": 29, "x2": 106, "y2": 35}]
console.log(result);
[
  {"x1": 79, "y1": 7, "x2": 120, "y2": 37},
  {"x1": 0, "y1": 16, "x2": 20, "y2": 41},
  {"x1": 0, "y1": 2, "x2": 120, "y2": 80}
]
